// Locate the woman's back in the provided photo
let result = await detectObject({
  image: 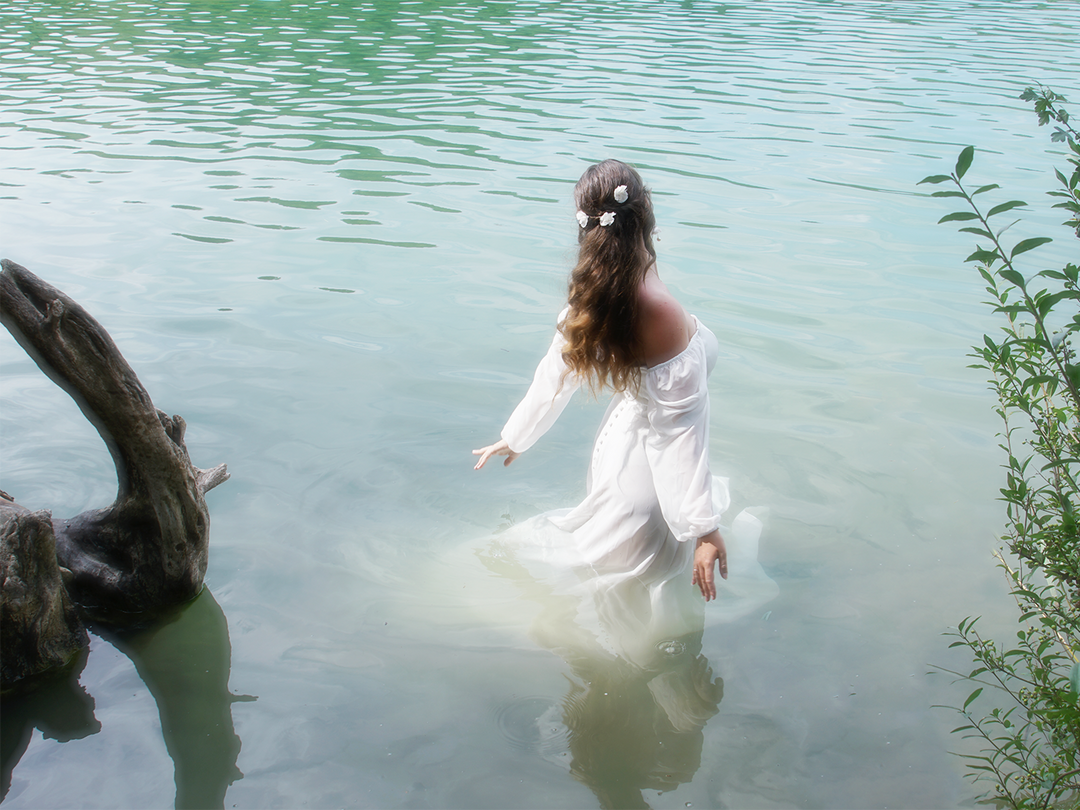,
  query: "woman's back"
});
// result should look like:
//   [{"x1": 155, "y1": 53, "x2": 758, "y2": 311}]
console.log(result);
[{"x1": 637, "y1": 267, "x2": 696, "y2": 368}]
